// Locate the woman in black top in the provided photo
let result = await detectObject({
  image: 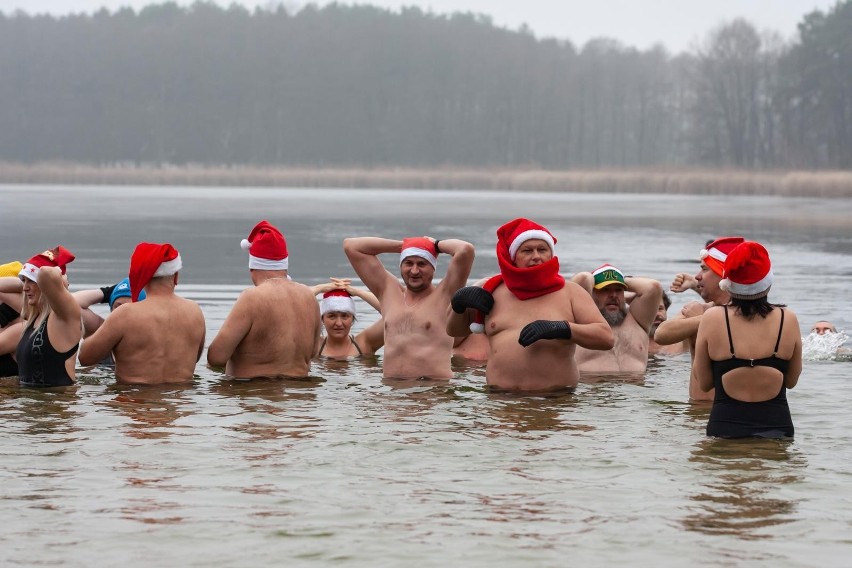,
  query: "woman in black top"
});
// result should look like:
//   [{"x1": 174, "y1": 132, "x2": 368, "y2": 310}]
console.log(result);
[{"x1": 694, "y1": 241, "x2": 802, "y2": 438}]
